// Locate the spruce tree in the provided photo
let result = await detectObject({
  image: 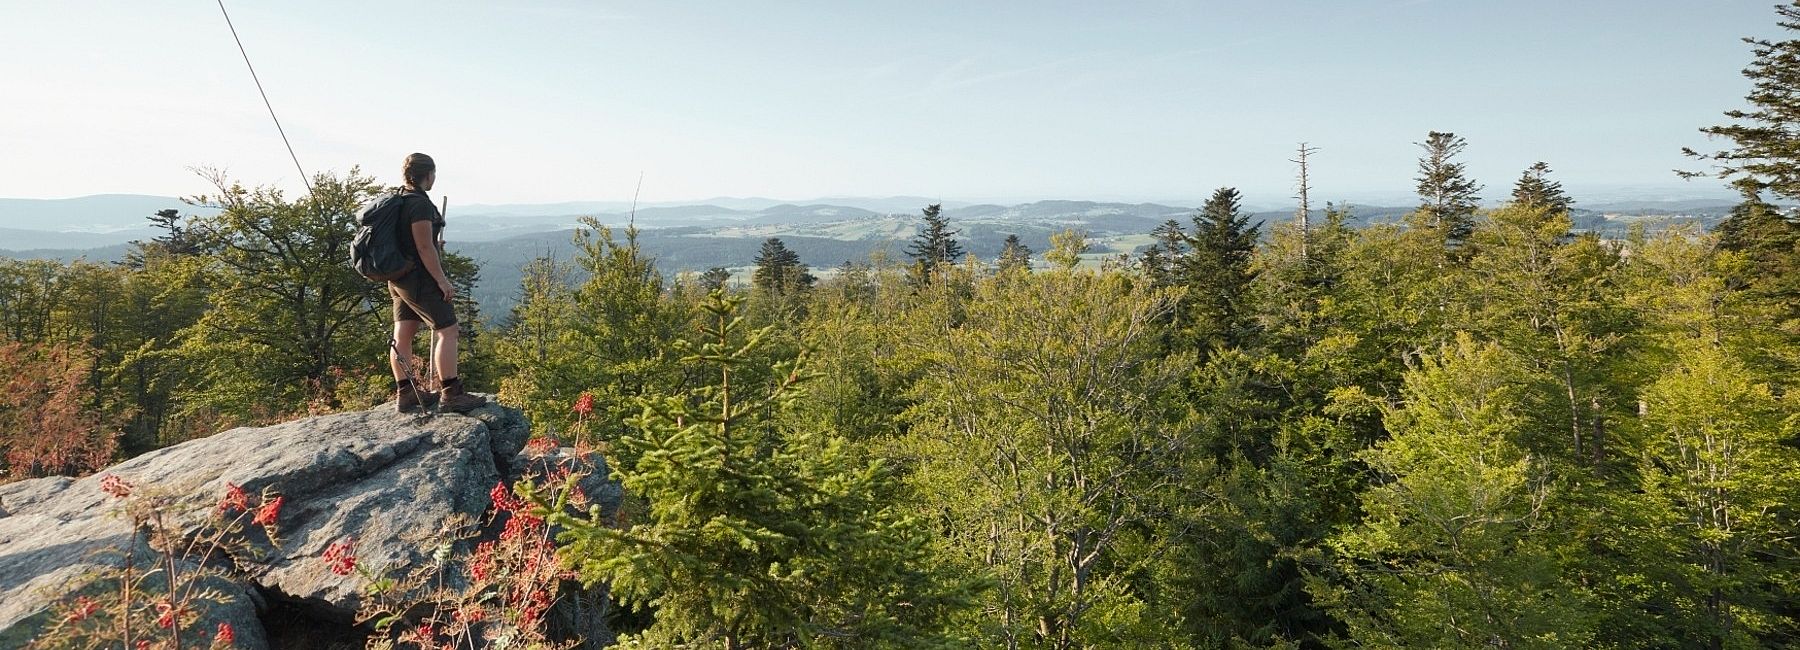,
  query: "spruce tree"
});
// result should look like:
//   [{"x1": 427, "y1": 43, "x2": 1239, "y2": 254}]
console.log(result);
[
  {"x1": 1511, "y1": 161, "x2": 1573, "y2": 215},
  {"x1": 1140, "y1": 219, "x2": 1188, "y2": 287},
  {"x1": 1179, "y1": 187, "x2": 1262, "y2": 348},
  {"x1": 495, "y1": 219, "x2": 685, "y2": 439},
  {"x1": 1684, "y1": 1, "x2": 1800, "y2": 201},
  {"x1": 698, "y1": 266, "x2": 732, "y2": 292},
  {"x1": 751, "y1": 237, "x2": 814, "y2": 294},
  {"x1": 542, "y1": 292, "x2": 969, "y2": 648},
  {"x1": 997, "y1": 233, "x2": 1032, "y2": 273},
  {"x1": 1715, "y1": 189, "x2": 1800, "y2": 323},
  {"x1": 904, "y1": 204, "x2": 965, "y2": 288},
  {"x1": 904, "y1": 203, "x2": 964, "y2": 267},
  {"x1": 1411, "y1": 131, "x2": 1483, "y2": 246}
]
